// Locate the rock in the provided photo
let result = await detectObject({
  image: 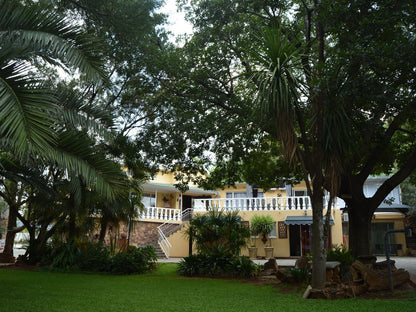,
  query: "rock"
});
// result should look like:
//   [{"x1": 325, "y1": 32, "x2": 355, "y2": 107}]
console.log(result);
[
  {"x1": 276, "y1": 267, "x2": 295, "y2": 283},
  {"x1": 0, "y1": 253, "x2": 15, "y2": 263},
  {"x1": 373, "y1": 259, "x2": 397, "y2": 272},
  {"x1": 351, "y1": 260, "x2": 410, "y2": 291},
  {"x1": 326, "y1": 261, "x2": 341, "y2": 269},
  {"x1": 259, "y1": 268, "x2": 276, "y2": 277},
  {"x1": 409, "y1": 273, "x2": 416, "y2": 287},
  {"x1": 326, "y1": 266, "x2": 341, "y2": 284},
  {"x1": 295, "y1": 255, "x2": 310, "y2": 271},
  {"x1": 263, "y1": 258, "x2": 278, "y2": 272}
]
